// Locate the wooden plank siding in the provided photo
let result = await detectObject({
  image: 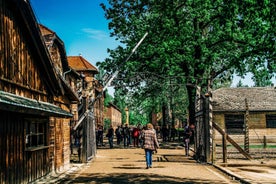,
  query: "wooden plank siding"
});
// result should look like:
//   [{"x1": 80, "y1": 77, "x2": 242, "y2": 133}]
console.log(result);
[
  {"x1": 50, "y1": 108, "x2": 71, "y2": 171},
  {"x1": 0, "y1": 0, "x2": 48, "y2": 101},
  {"x1": 0, "y1": 1, "x2": 74, "y2": 183},
  {"x1": 0, "y1": 111, "x2": 51, "y2": 183}
]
